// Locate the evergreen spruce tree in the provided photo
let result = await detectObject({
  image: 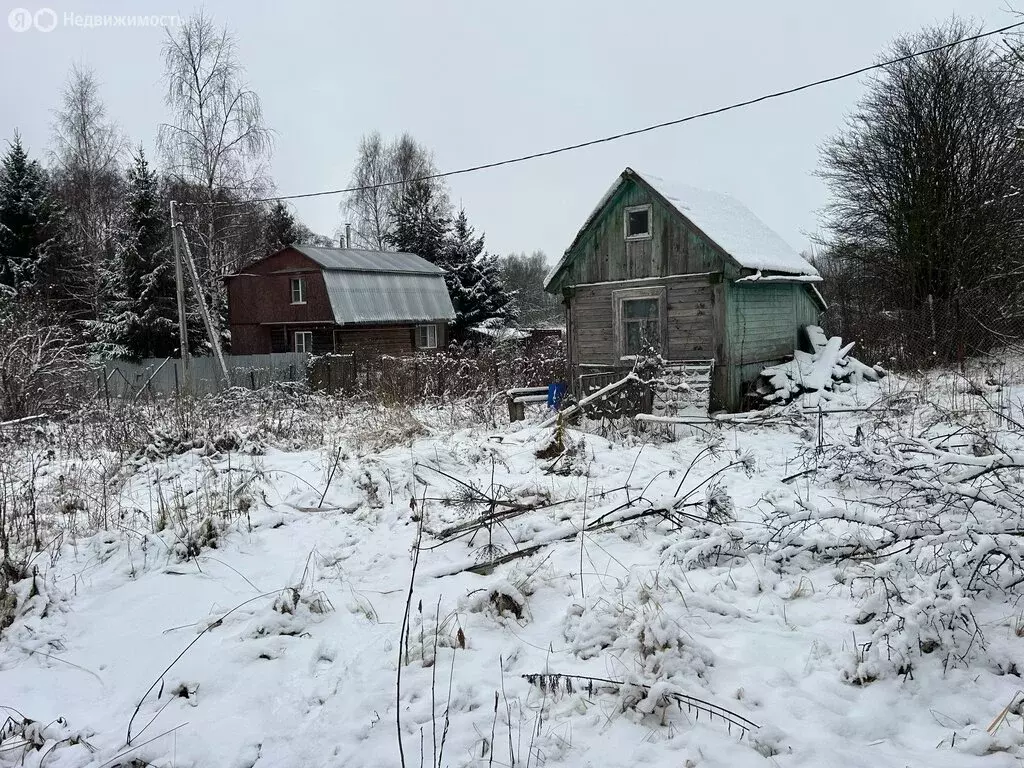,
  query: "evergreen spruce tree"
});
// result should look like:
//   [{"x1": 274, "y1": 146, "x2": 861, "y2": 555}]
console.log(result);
[
  {"x1": 387, "y1": 179, "x2": 450, "y2": 263},
  {"x1": 441, "y1": 209, "x2": 516, "y2": 336},
  {"x1": 0, "y1": 133, "x2": 61, "y2": 297},
  {"x1": 263, "y1": 200, "x2": 299, "y2": 252},
  {"x1": 96, "y1": 149, "x2": 181, "y2": 359}
]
